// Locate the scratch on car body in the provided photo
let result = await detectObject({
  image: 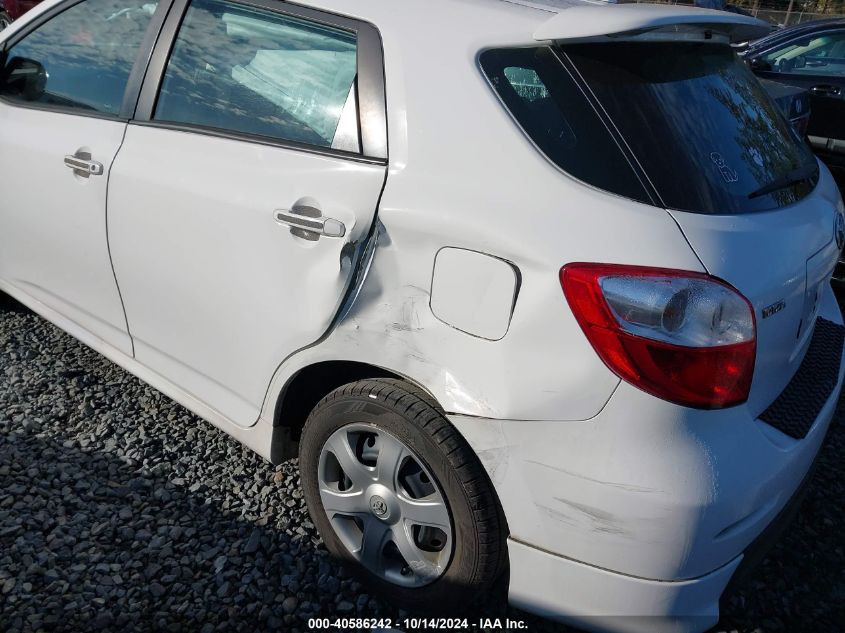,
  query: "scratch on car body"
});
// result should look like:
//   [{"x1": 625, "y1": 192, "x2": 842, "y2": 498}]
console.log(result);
[
  {"x1": 525, "y1": 459, "x2": 664, "y2": 494},
  {"x1": 553, "y1": 497, "x2": 631, "y2": 537}
]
